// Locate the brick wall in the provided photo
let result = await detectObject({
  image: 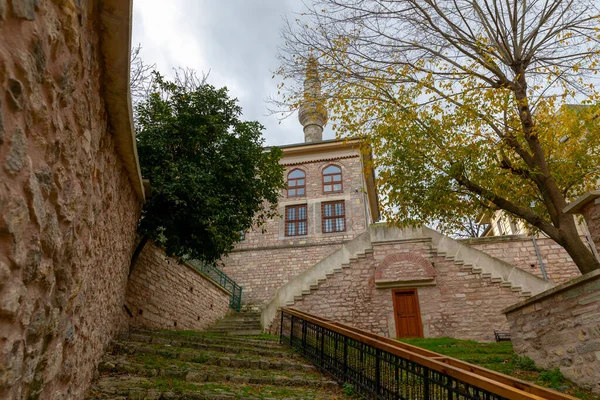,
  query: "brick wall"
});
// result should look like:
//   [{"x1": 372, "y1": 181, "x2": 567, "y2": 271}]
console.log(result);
[
  {"x1": 126, "y1": 243, "x2": 231, "y2": 331},
  {"x1": 221, "y1": 152, "x2": 370, "y2": 305},
  {"x1": 0, "y1": 2, "x2": 142, "y2": 398},
  {"x1": 271, "y1": 239, "x2": 524, "y2": 342},
  {"x1": 461, "y1": 236, "x2": 581, "y2": 284},
  {"x1": 504, "y1": 270, "x2": 600, "y2": 394}
]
